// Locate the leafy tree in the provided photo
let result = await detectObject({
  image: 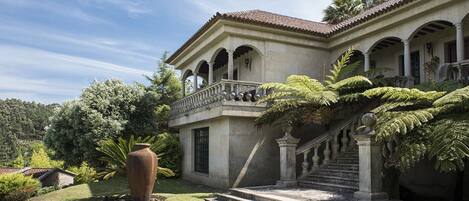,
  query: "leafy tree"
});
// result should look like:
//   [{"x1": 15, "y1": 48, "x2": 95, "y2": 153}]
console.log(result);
[
  {"x1": 361, "y1": 0, "x2": 388, "y2": 8},
  {"x1": 256, "y1": 48, "x2": 372, "y2": 127},
  {"x1": 0, "y1": 173, "x2": 40, "y2": 201},
  {"x1": 323, "y1": 0, "x2": 363, "y2": 24},
  {"x1": 146, "y1": 52, "x2": 182, "y2": 133},
  {"x1": 10, "y1": 154, "x2": 24, "y2": 168},
  {"x1": 45, "y1": 80, "x2": 158, "y2": 166},
  {"x1": 96, "y1": 135, "x2": 176, "y2": 179},
  {"x1": 29, "y1": 147, "x2": 63, "y2": 168}
]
